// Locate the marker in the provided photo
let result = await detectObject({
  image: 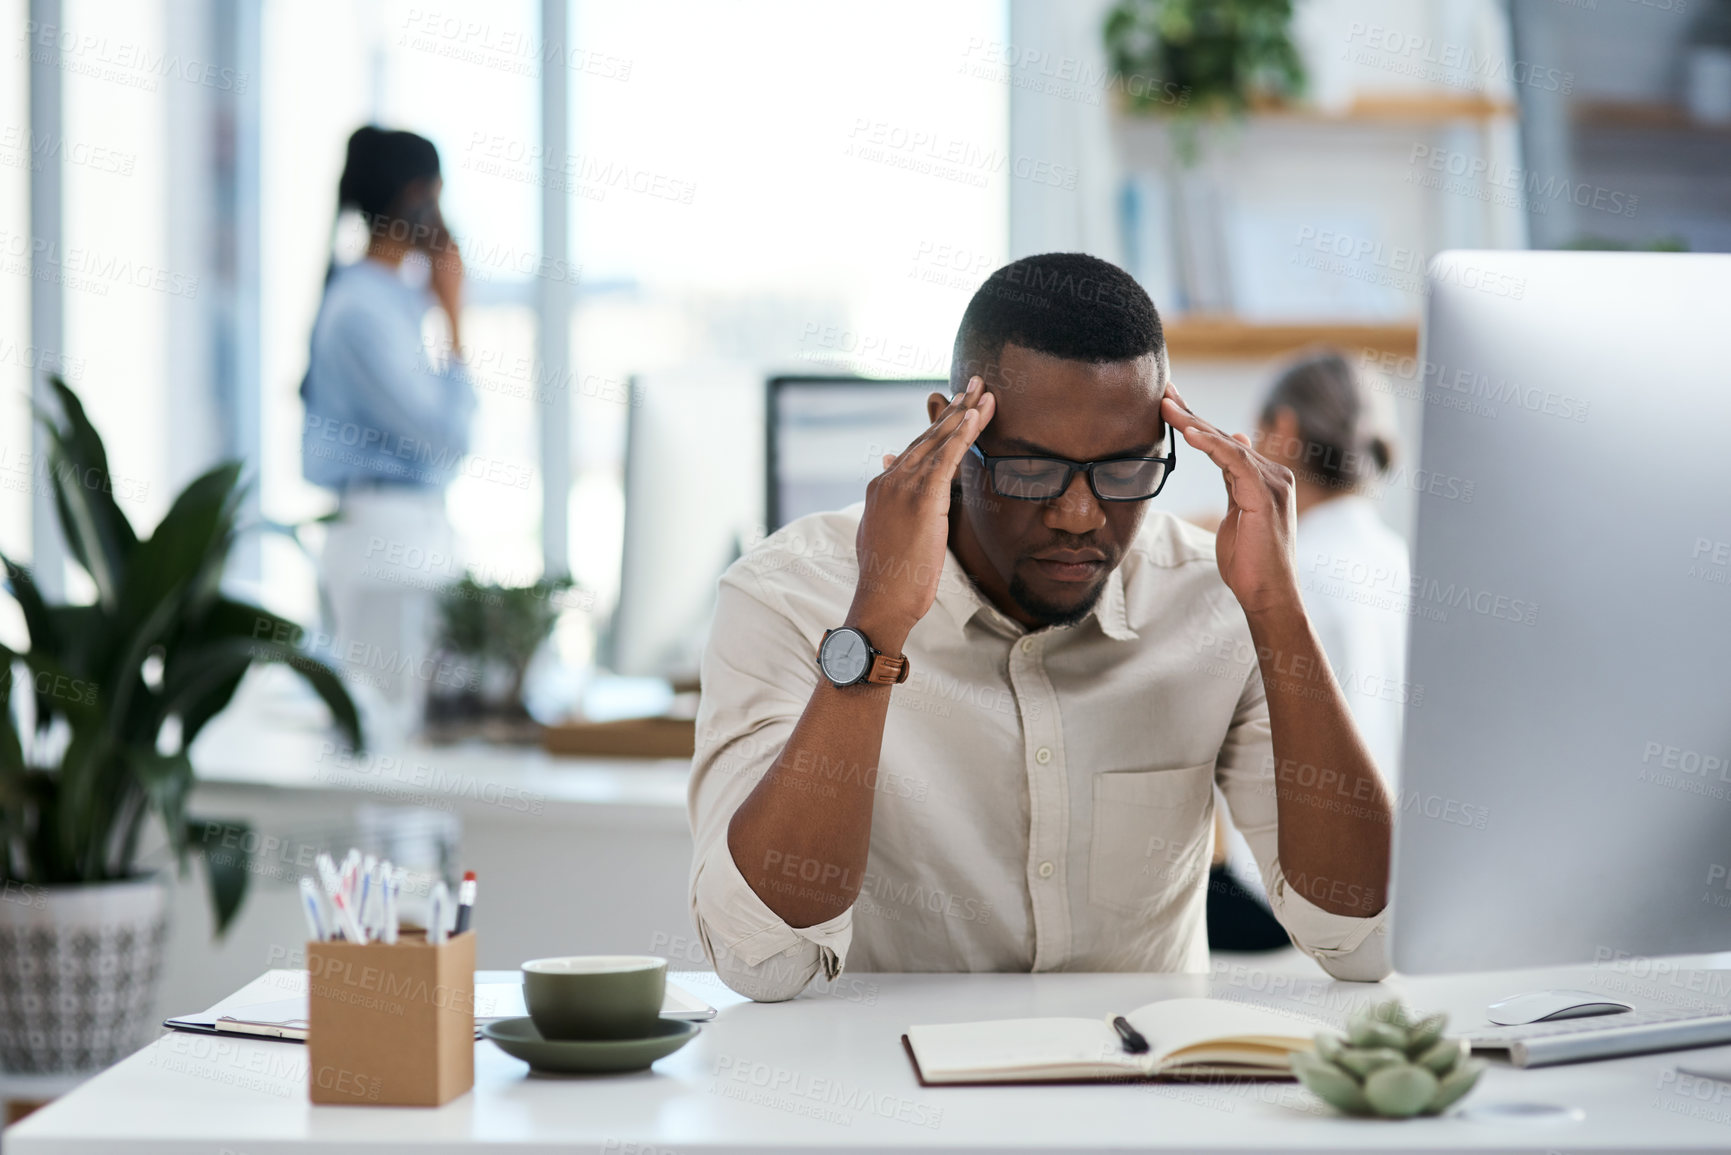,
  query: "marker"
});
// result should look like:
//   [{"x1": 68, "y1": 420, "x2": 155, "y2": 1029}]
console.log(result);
[
  {"x1": 454, "y1": 871, "x2": 477, "y2": 935},
  {"x1": 299, "y1": 877, "x2": 328, "y2": 942}
]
